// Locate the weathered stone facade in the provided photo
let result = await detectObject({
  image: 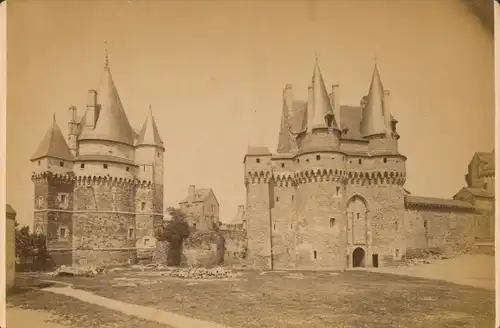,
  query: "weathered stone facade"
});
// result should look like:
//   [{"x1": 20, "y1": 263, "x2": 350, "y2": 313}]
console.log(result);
[
  {"x1": 238, "y1": 59, "x2": 495, "y2": 270},
  {"x1": 179, "y1": 185, "x2": 220, "y2": 231},
  {"x1": 30, "y1": 54, "x2": 165, "y2": 267}
]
